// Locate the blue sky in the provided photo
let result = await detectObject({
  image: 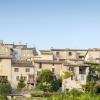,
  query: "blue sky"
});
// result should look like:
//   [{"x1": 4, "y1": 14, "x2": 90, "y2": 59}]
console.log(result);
[{"x1": 0, "y1": 0, "x2": 100, "y2": 50}]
